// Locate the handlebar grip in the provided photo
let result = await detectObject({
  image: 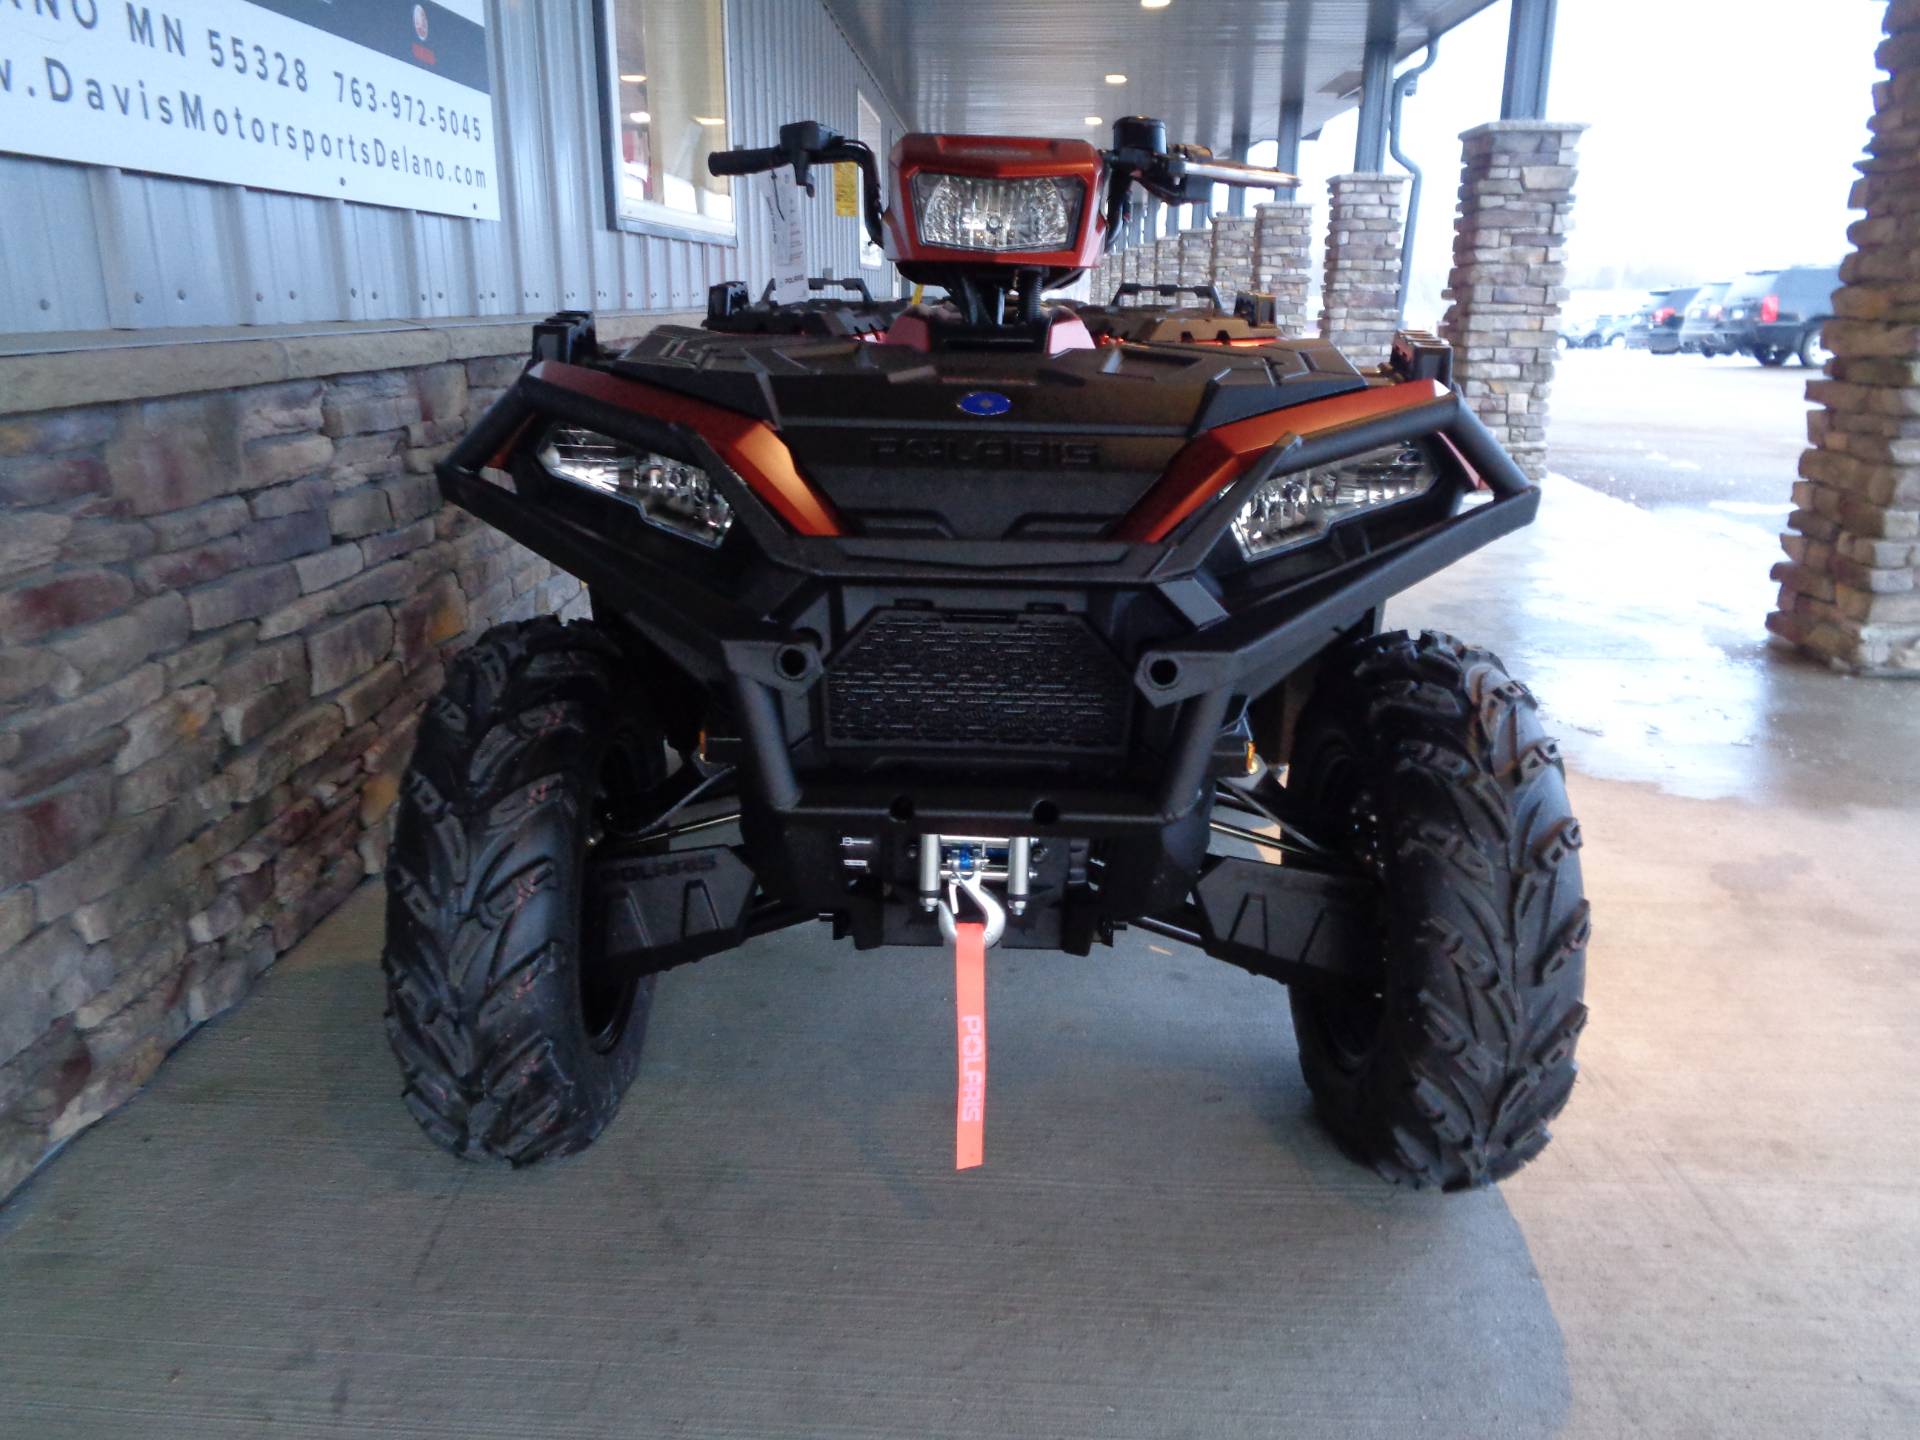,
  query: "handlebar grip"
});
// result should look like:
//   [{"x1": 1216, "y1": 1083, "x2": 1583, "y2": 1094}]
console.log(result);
[{"x1": 707, "y1": 145, "x2": 783, "y2": 177}]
